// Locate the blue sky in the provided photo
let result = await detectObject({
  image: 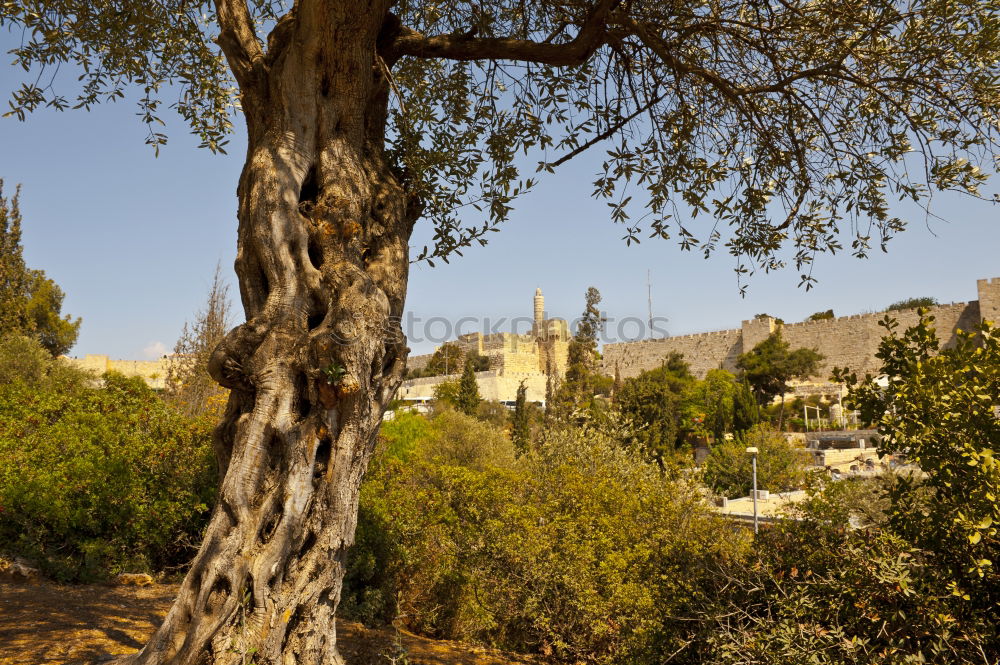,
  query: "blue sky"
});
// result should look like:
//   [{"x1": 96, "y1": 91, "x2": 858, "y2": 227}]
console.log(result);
[{"x1": 1, "y1": 42, "x2": 997, "y2": 359}]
